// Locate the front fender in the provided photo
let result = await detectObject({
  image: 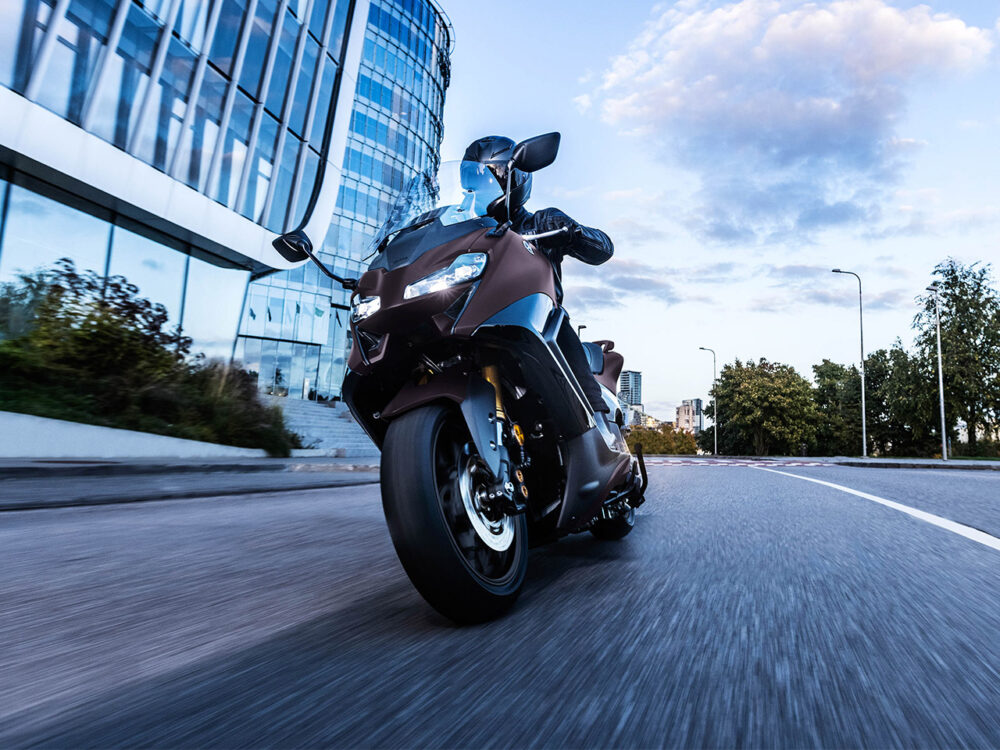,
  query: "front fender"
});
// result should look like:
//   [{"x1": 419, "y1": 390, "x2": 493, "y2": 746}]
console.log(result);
[{"x1": 381, "y1": 371, "x2": 503, "y2": 478}]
